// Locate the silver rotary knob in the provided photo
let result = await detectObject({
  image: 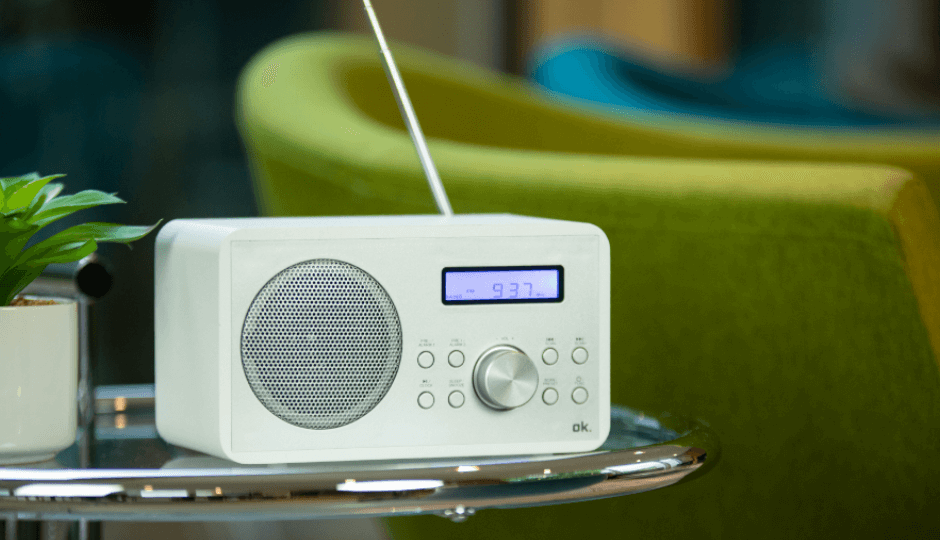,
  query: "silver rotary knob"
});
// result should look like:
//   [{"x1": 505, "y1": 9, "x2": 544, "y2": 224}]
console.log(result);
[{"x1": 473, "y1": 345, "x2": 539, "y2": 410}]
